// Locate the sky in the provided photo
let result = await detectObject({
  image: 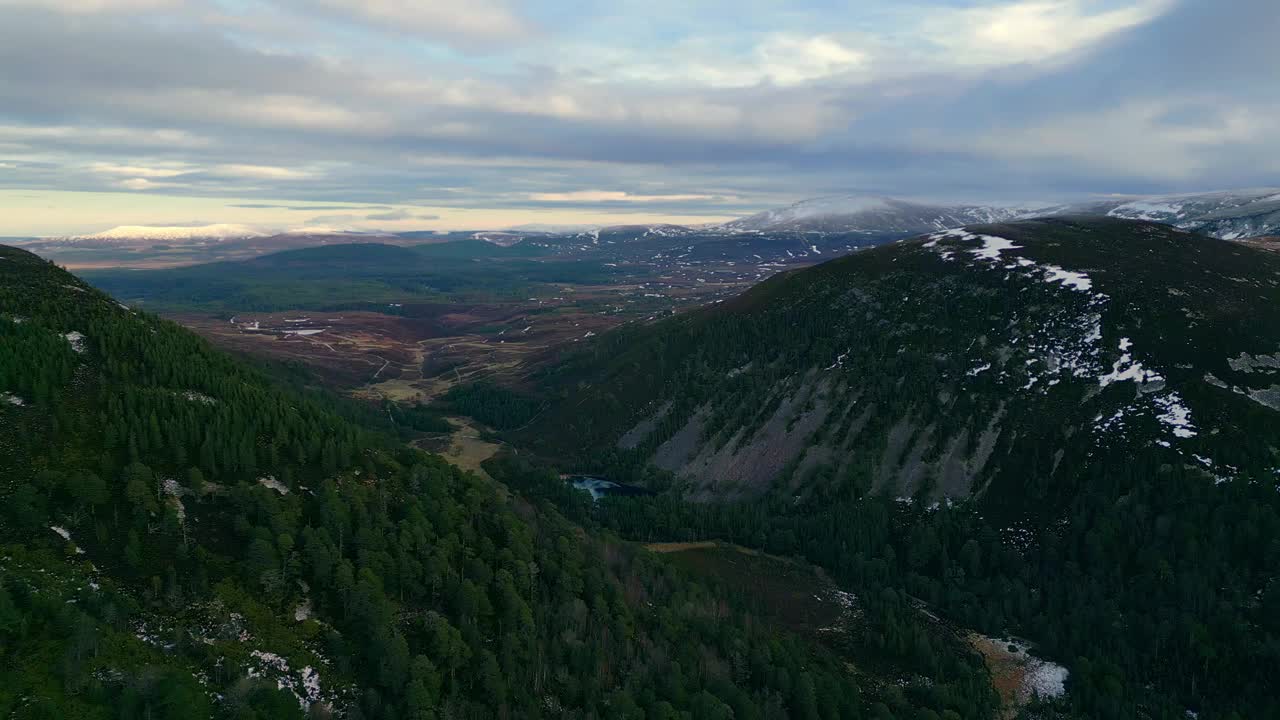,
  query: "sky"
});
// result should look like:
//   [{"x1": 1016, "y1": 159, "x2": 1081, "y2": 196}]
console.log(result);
[{"x1": 0, "y1": 0, "x2": 1277, "y2": 236}]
